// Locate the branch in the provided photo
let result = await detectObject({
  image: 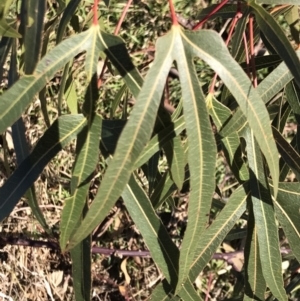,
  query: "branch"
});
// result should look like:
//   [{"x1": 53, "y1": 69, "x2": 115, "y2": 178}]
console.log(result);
[{"x1": 0, "y1": 234, "x2": 291, "y2": 271}]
